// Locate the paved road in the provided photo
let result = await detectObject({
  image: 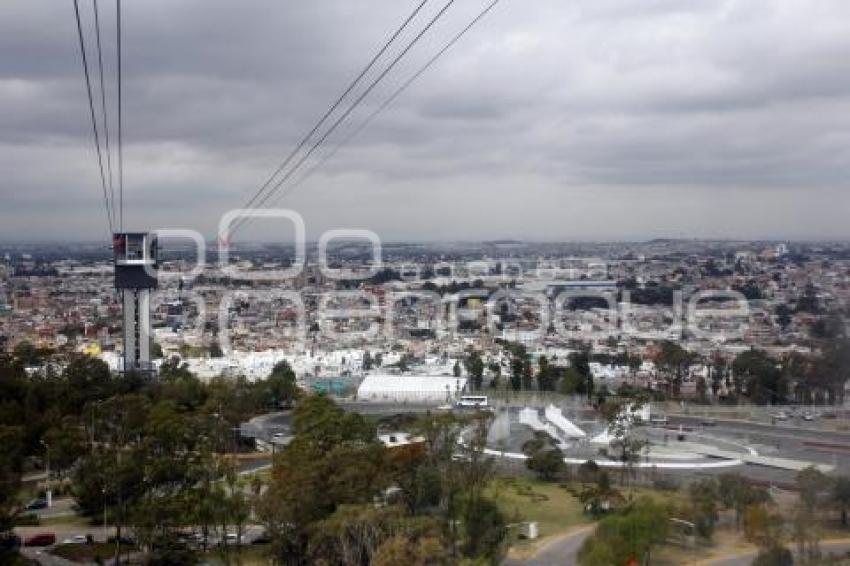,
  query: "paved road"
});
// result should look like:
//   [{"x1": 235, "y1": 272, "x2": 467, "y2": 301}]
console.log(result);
[
  {"x1": 30, "y1": 497, "x2": 77, "y2": 519},
  {"x1": 668, "y1": 415, "x2": 850, "y2": 483},
  {"x1": 502, "y1": 525, "x2": 596, "y2": 566}
]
